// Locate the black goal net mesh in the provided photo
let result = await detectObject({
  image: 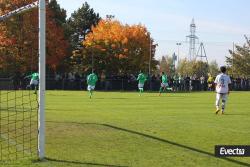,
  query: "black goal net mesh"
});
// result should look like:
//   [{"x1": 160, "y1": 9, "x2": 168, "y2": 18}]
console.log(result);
[
  {"x1": 0, "y1": 1, "x2": 39, "y2": 161},
  {"x1": 0, "y1": 79, "x2": 38, "y2": 161}
]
